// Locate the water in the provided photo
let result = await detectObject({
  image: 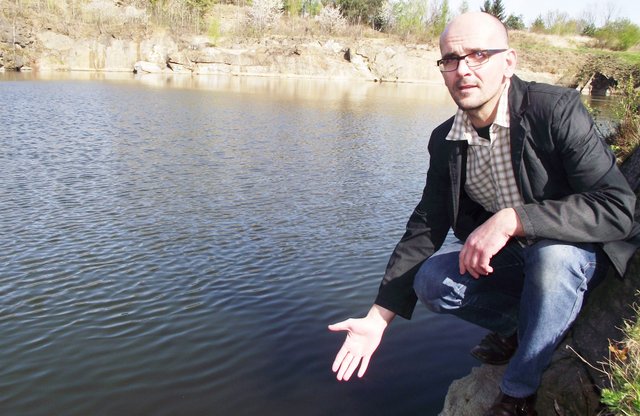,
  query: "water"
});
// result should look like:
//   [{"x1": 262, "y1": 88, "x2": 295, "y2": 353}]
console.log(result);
[{"x1": 0, "y1": 73, "x2": 488, "y2": 415}]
